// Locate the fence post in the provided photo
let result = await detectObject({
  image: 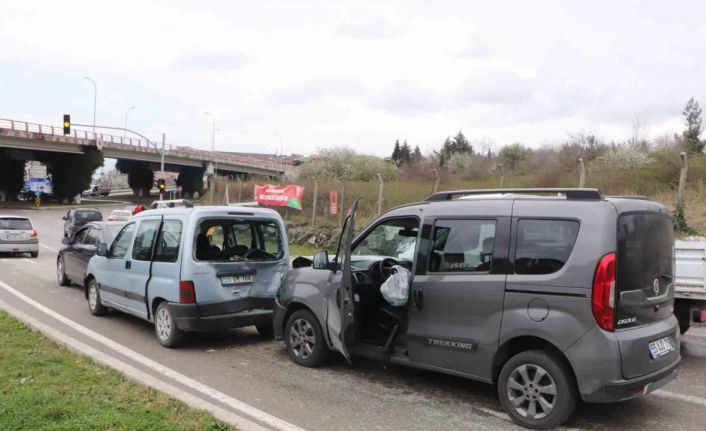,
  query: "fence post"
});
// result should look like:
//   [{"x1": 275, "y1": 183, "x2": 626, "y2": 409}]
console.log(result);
[
  {"x1": 578, "y1": 158, "x2": 586, "y2": 188},
  {"x1": 432, "y1": 169, "x2": 440, "y2": 194},
  {"x1": 499, "y1": 164, "x2": 505, "y2": 188},
  {"x1": 678, "y1": 152, "x2": 688, "y2": 204},
  {"x1": 312, "y1": 179, "x2": 318, "y2": 226},
  {"x1": 376, "y1": 174, "x2": 384, "y2": 216},
  {"x1": 238, "y1": 177, "x2": 243, "y2": 202}
]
